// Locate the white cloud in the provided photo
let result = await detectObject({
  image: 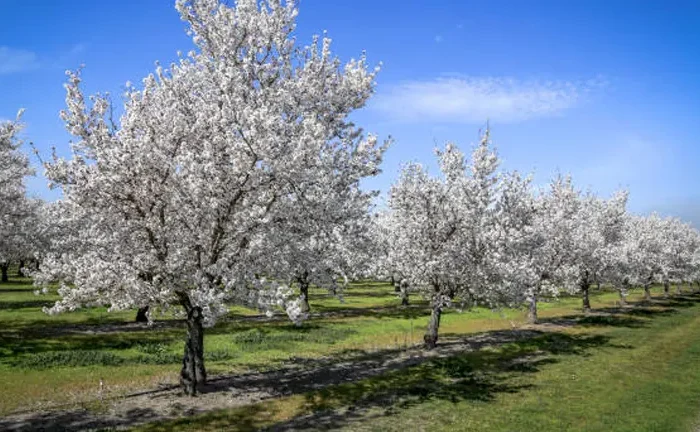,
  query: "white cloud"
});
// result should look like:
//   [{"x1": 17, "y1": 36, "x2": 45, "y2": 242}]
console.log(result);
[
  {"x1": 0, "y1": 46, "x2": 39, "y2": 75},
  {"x1": 372, "y1": 76, "x2": 604, "y2": 123}
]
